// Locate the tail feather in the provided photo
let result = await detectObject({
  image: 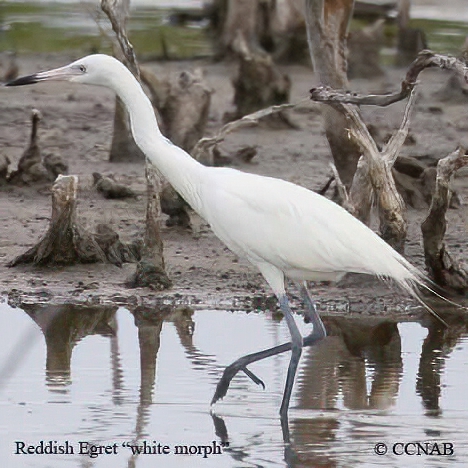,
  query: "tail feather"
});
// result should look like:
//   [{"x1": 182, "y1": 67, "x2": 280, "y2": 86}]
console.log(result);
[
  {"x1": 395, "y1": 258, "x2": 467, "y2": 327},
  {"x1": 399, "y1": 278, "x2": 449, "y2": 327}
]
